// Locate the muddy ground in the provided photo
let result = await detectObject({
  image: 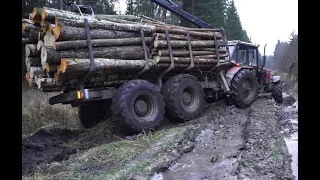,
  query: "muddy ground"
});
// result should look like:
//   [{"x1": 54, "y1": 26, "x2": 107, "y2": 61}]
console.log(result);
[{"x1": 22, "y1": 91, "x2": 298, "y2": 180}]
